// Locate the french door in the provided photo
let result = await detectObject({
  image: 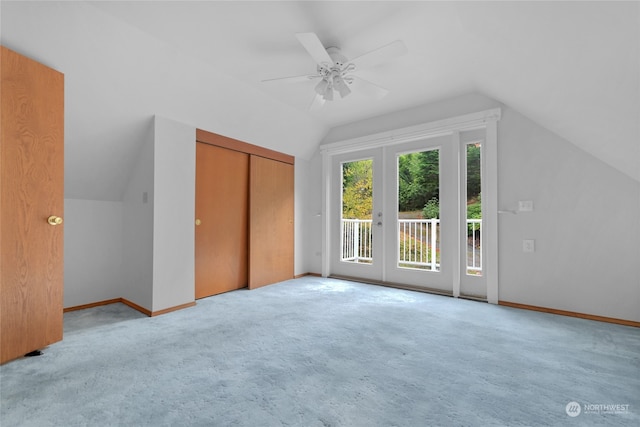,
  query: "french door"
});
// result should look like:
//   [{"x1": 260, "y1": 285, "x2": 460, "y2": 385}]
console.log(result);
[
  {"x1": 384, "y1": 135, "x2": 456, "y2": 292},
  {"x1": 330, "y1": 148, "x2": 384, "y2": 282},
  {"x1": 329, "y1": 131, "x2": 487, "y2": 298}
]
